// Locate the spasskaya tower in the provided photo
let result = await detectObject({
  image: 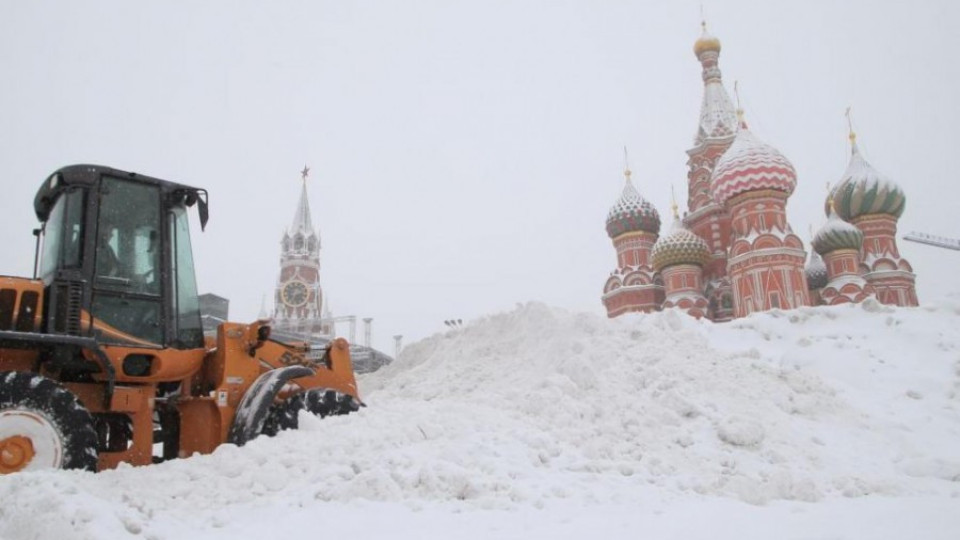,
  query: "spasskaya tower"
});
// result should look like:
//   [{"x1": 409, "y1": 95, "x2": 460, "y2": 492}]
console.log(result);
[{"x1": 272, "y1": 166, "x2": 329, "y2": 336}]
